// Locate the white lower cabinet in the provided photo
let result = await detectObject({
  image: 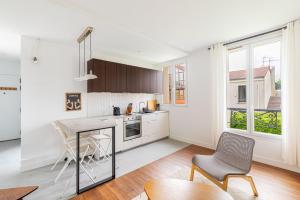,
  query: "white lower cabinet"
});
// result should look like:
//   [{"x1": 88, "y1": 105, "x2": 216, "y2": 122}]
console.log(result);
[
  {"x1": 123, "y1": 137, "x2": 142, "y2": 150},
  {"x1": 141, "y1": 112, "x2": 169, "y2": 144},
  {"x1": 100, "y1": 111, "x2": 169, "y2": 152},
  {"x1": 95, "y1": 117, "x2": 123, "y2": 156},
  {"x1": 115, "y1": 118, "x2": 124, "y2": 152}
]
